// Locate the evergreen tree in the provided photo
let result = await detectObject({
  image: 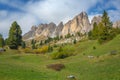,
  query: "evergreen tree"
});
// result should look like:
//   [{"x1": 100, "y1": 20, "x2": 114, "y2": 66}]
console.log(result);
[
  {"x1": 40, "y1": 40, "x2": 43, "y2": 46},
  {"x1": 92, "y1": 22, "x2": 99, "y2": 39},
  {"x1": 88, "y1": 10, "x2": 117, "y2": 44},
  {"x1": 98, "y1": 11, "x2": 113, "y2": 44},
  {"x1": 73, "y1": 39, "x2": 76, "y2": 44},
  {"x1": 31, "y1": 39, "x2": 36, "y2": 49},
  {"x1": 48, "y1": 45, "x2": 53, "y2": 52},
  {"x1": 0, "y1": 34, "x2": 5, "y2": 47},
  {"x1": 102, "y1": 10, "x2": 112, "y2": 28},
  {"x1": 21, "y1": 41, "x2": 26, "y2": 49},
  {"x1": 8, "y1": 21, "x2": 22, "y2": 49}
]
